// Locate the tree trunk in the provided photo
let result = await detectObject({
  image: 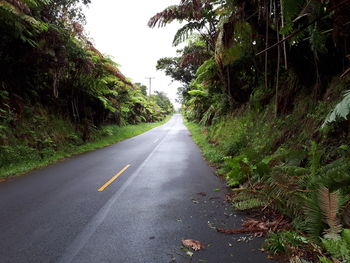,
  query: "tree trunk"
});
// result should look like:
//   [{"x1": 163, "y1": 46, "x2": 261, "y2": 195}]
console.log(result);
[
  {"x1": 265, "y1": 0, "x2": 270, "y2": 90},
  {"x1": 275, "y1": 0, "x2": 281, "y2": 117},
  {"x1": 280, "y1": 0, "x2": 288, "y2": 69}
]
